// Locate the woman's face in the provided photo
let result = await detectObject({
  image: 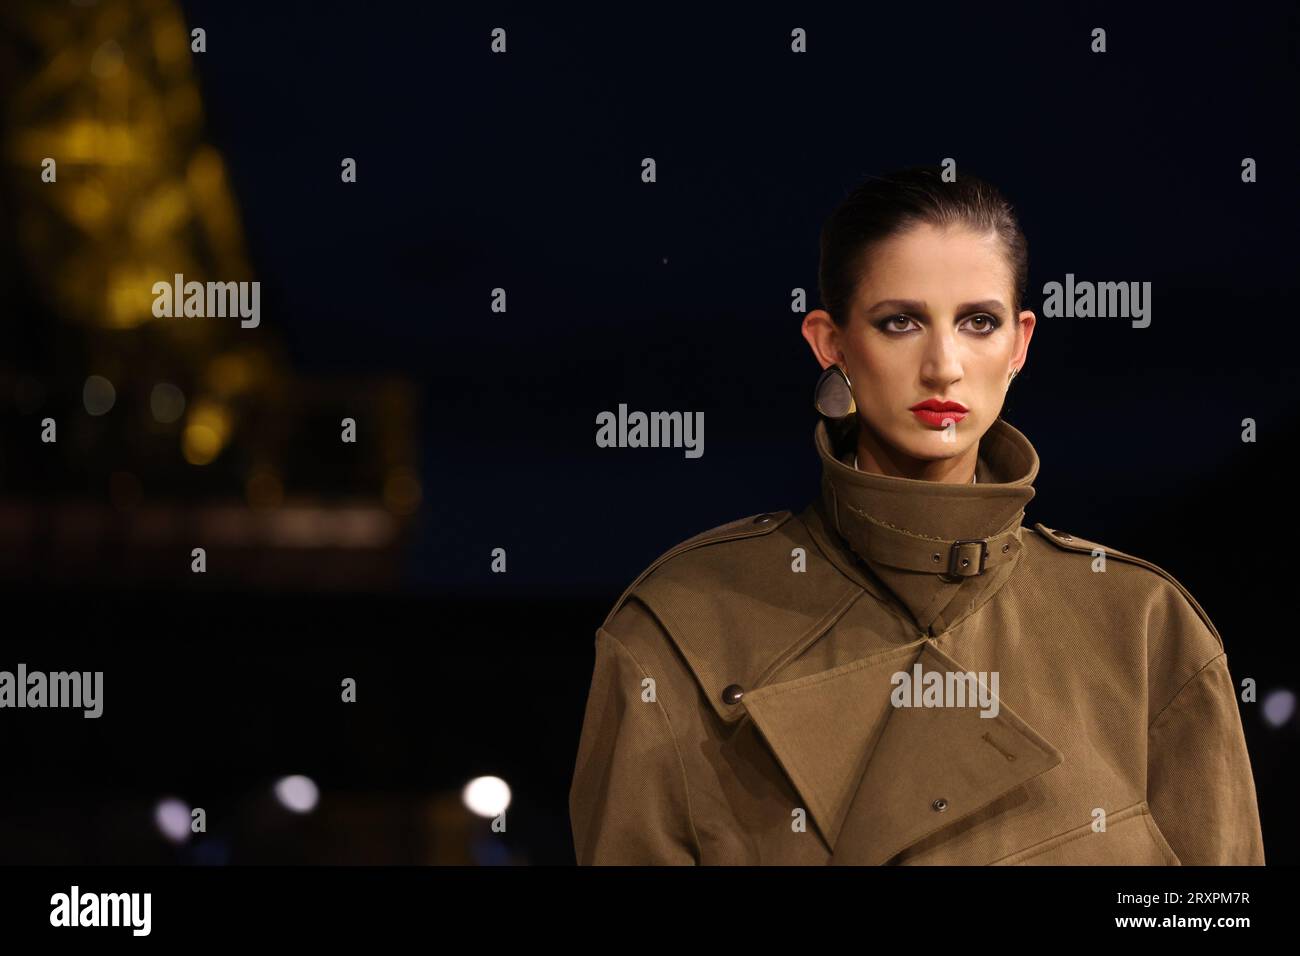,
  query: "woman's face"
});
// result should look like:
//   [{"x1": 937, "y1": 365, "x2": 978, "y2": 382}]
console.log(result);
[{"x1": 803, "y1": 222, "x2": 1035, "y2": 474}]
